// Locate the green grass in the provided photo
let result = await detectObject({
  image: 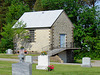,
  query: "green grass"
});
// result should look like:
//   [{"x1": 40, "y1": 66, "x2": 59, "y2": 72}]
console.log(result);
[
  {"x1": 0, "y1": 61, "x2": 100, "y2": 75},
  {"x1": 0, "y1": 54, "x2": 39, "y2": 59},
  {"x1": 0, "y1": 61, "x2": 17, "y2": 75},
  {"x1": 0, "y1": 54, "x2": 18, "y2": 59}
]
